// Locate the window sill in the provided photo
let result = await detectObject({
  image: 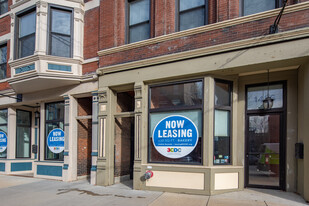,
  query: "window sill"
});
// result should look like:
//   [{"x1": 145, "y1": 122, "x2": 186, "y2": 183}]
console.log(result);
[{"x1": 0, "y1": 11, "x2": 11, "y2": 19}]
